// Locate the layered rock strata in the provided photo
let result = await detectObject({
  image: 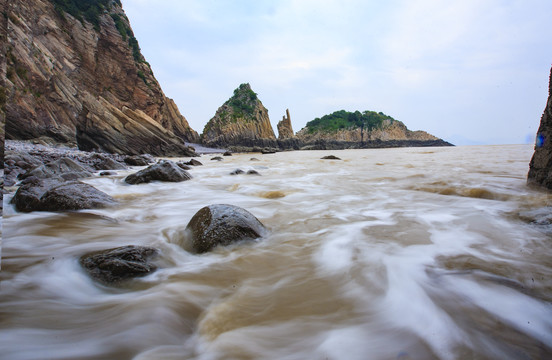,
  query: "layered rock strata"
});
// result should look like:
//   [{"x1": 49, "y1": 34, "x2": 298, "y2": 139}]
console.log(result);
[
  {"x1": 277, "y1": 109, "x2": 294, "y2": 139},
  {"x1": 528, "y1": 66, "x2": 552, "y2": 190},
  {"x1": 4, "y1": 0, "x2": 198, "y2": 155},
  {"x1": 201, "y1": 83, "x2": 278, "y2": 149}
]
